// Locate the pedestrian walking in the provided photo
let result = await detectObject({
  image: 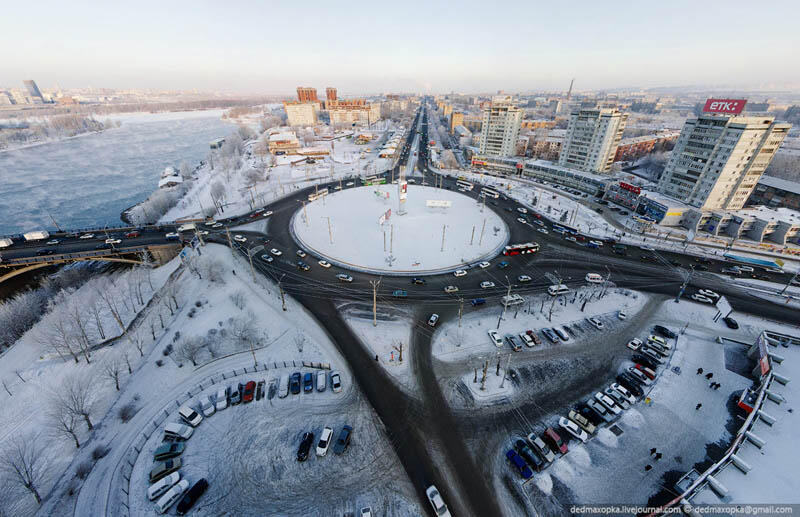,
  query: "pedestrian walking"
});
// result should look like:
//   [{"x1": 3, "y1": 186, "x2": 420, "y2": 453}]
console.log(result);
[
  {"x1": 705, "y1": 372, "x2": 713, "y2": 380},
  {"x1": 696, "y1": 368, "x2": 704, "y2": 375},
  {"x1": 654, "y1": 452, "x2": 662, "y2": 461},
  {"x1": 650, "y1": 447, "x2": 657, "y2": 456},
  {"x1": 232, "y1": 270, "x2": 236, "y2": 276},
  {"x1": 714, "y1": 383, "x2": 721, "y2": 390},
  {"x1": 696, "y1": 403, "x2": 702, "y2": 410},
  {"x1": 645, "y1": 464, "x2": 652, "y2": 471}
]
